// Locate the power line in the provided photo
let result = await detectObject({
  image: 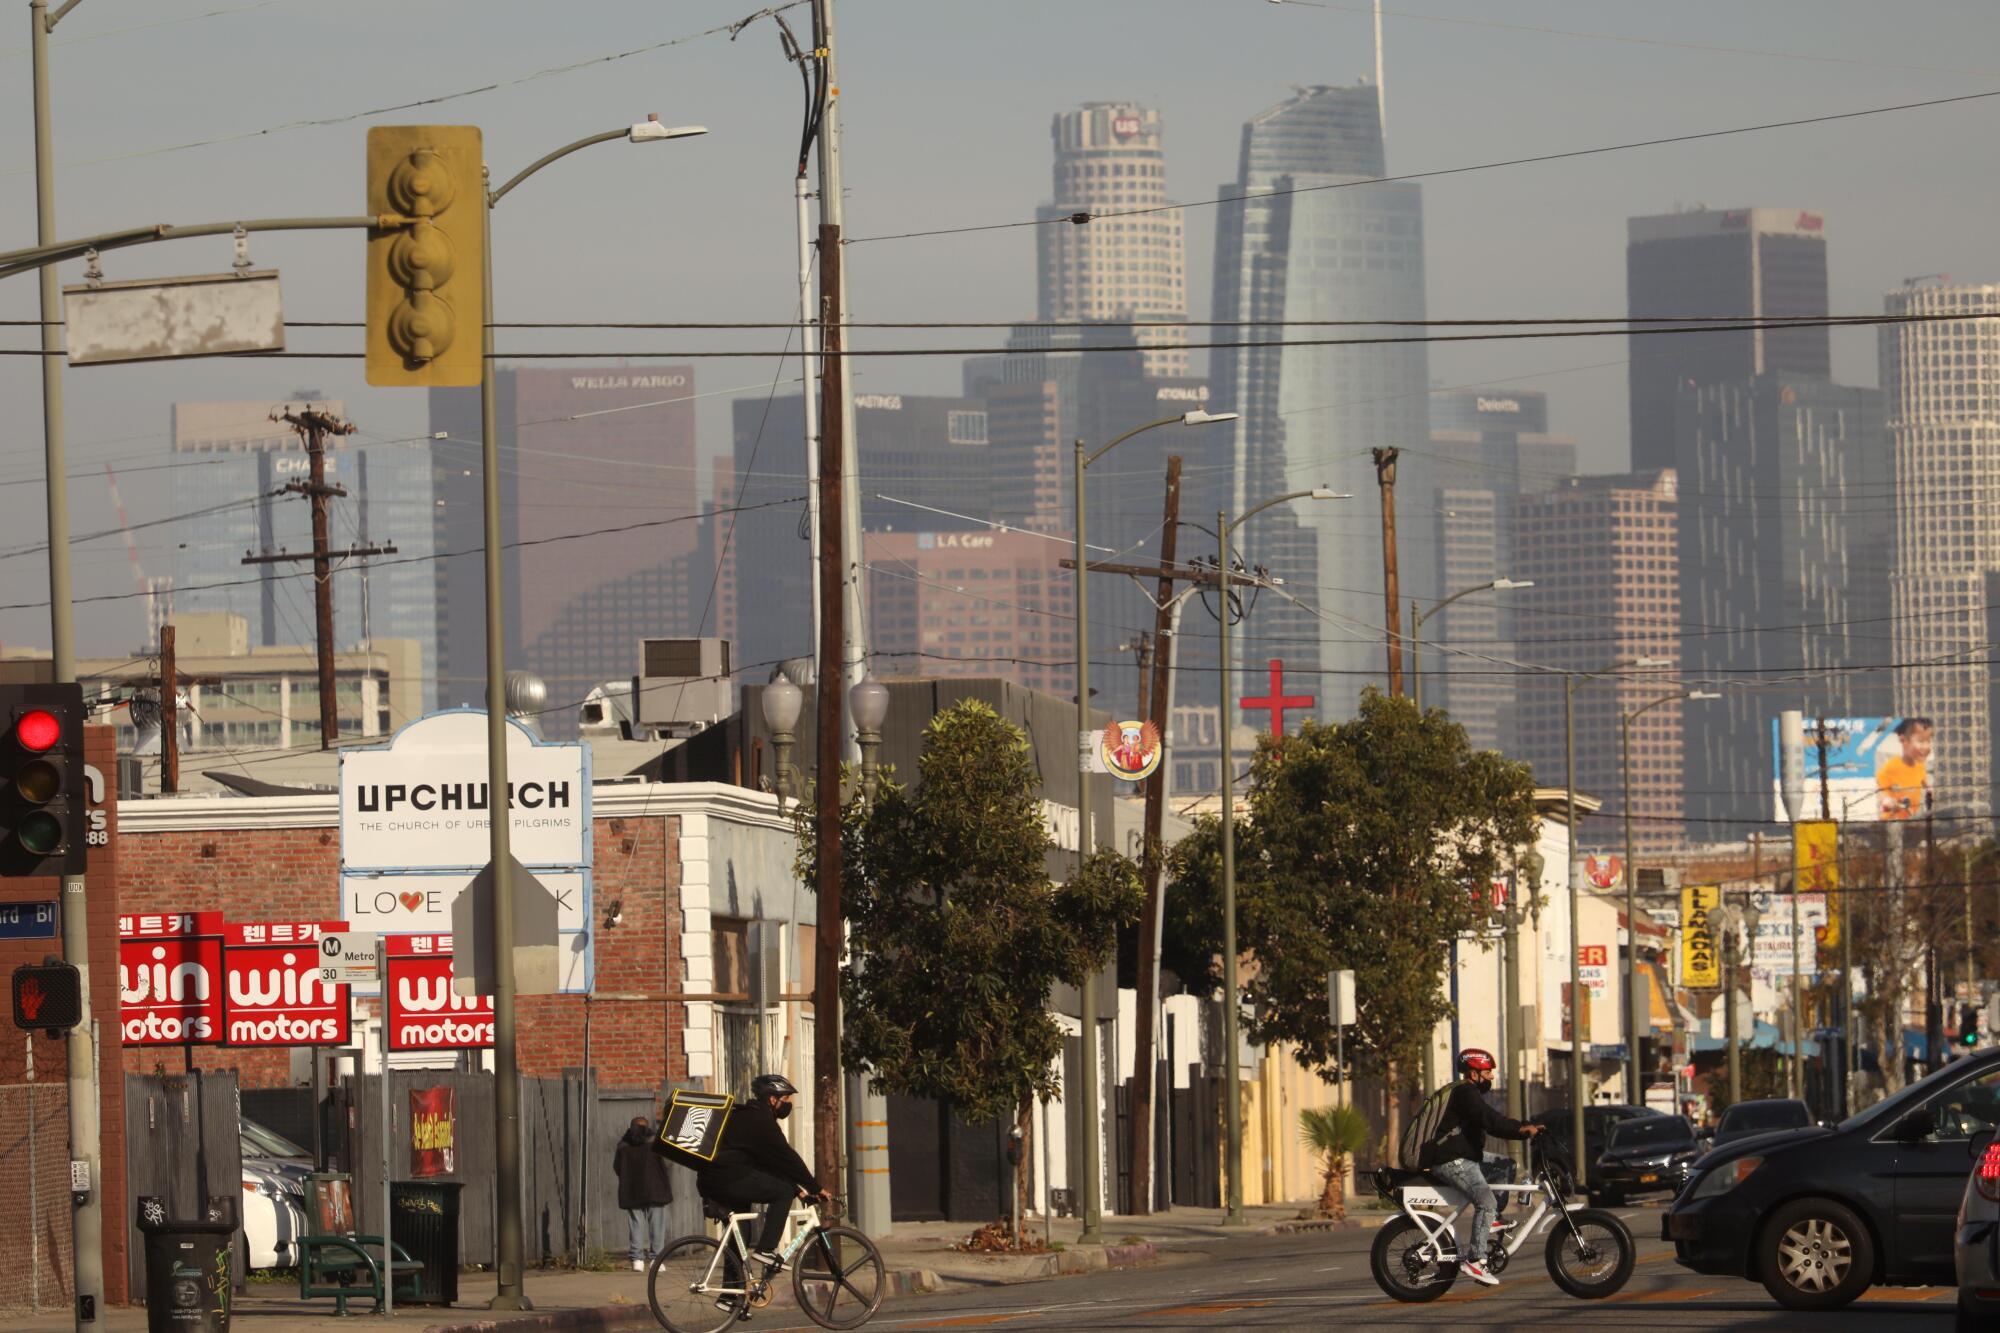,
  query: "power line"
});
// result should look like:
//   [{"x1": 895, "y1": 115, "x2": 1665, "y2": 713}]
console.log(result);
[{"x1": 846, "y1": 86, "x2": 2000, "y2": 245}]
